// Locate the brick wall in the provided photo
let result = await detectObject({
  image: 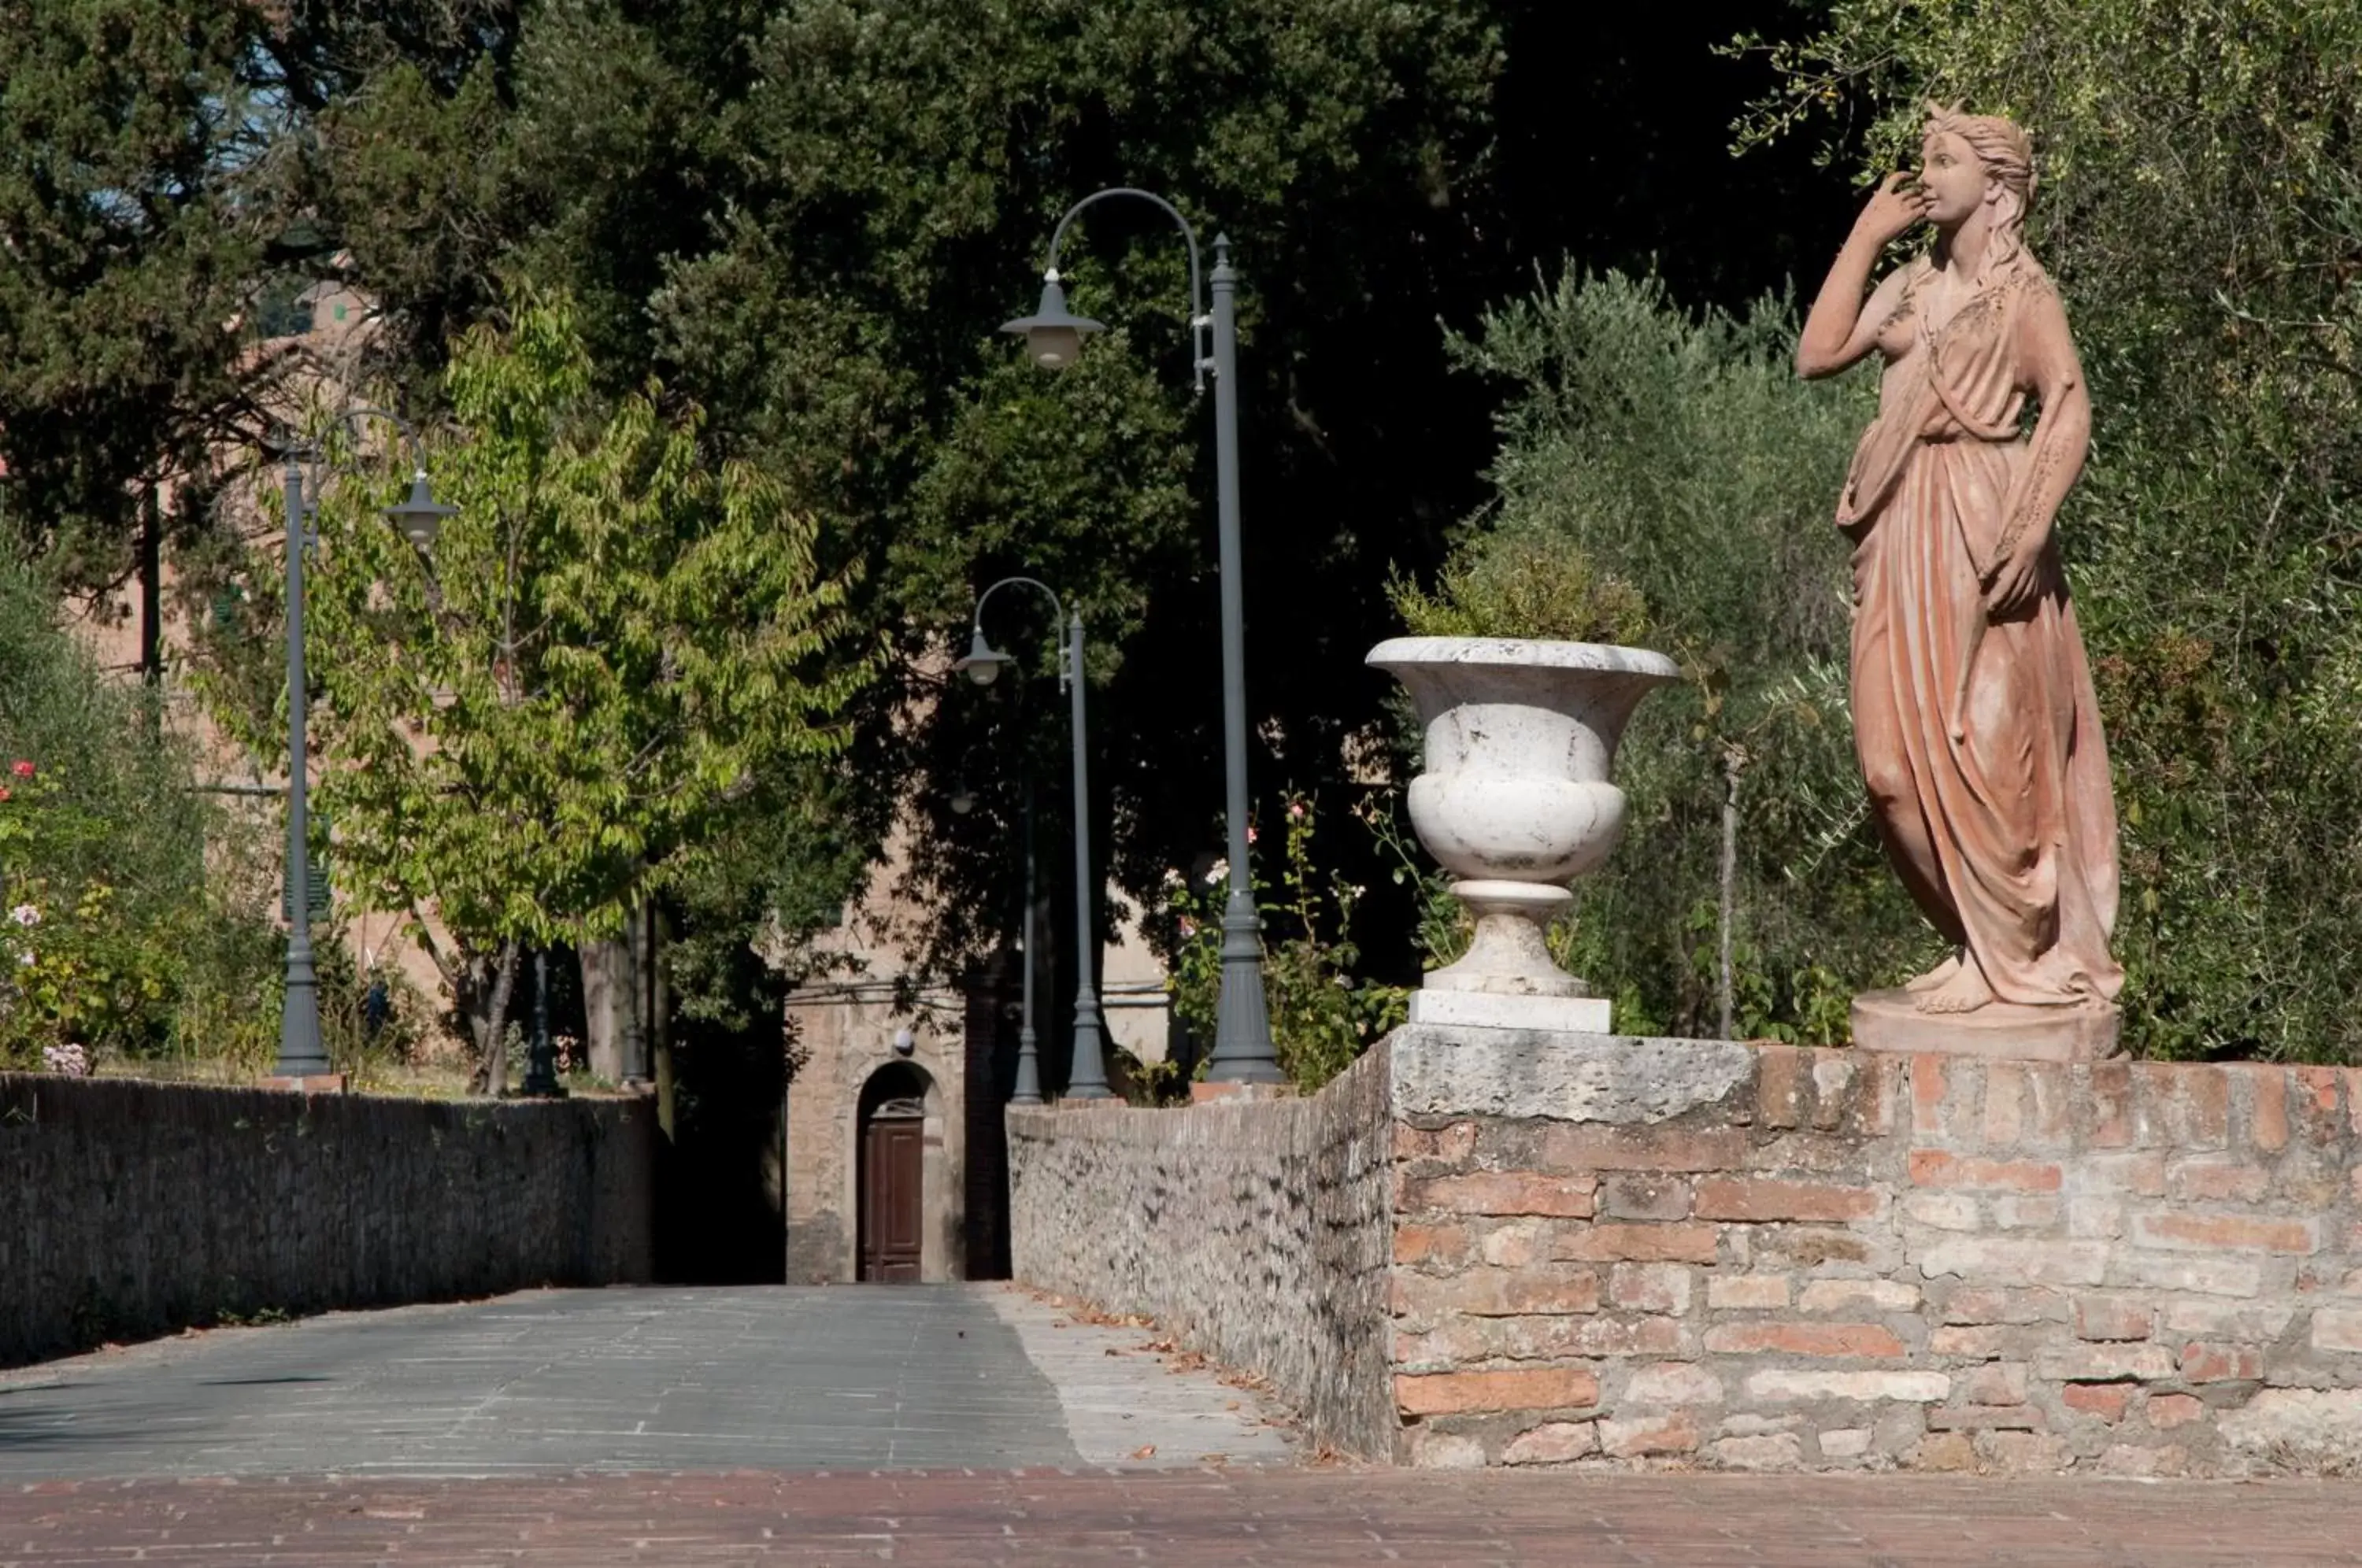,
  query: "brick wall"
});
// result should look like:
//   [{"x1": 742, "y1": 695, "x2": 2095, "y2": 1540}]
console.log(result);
[
  {"x1": 1006, "y1": 1045, "x2": 1395, "y2": 1458},
  {"x1": 1012, "y1": 1025, "x2": 2362, "y2": 1474},
  {"x1": 0, "y1": 1075, "x2": 655, "y2": 1367}
]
